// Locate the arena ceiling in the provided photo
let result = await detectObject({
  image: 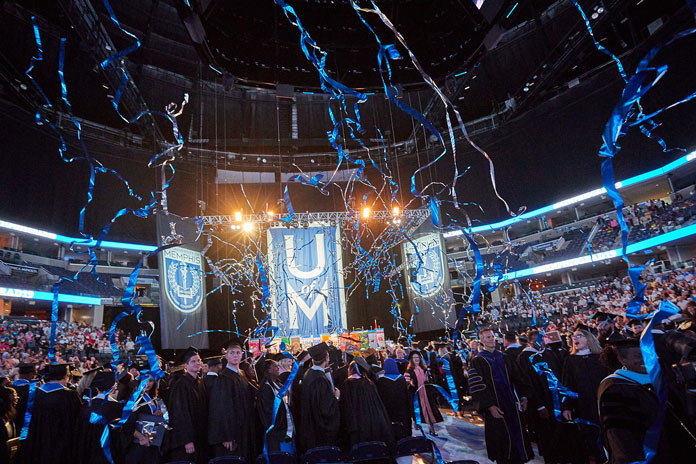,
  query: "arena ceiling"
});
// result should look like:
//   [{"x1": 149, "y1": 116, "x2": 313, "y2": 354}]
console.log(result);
[{"x1": 0, "y1": 0, "x2": 692, "y2": 174}]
